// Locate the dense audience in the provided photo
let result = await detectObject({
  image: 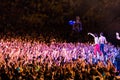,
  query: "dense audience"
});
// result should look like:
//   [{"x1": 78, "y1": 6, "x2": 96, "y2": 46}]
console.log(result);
[{"x1": 0, "y1": 35, "x2": 120, "y2": 80}]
